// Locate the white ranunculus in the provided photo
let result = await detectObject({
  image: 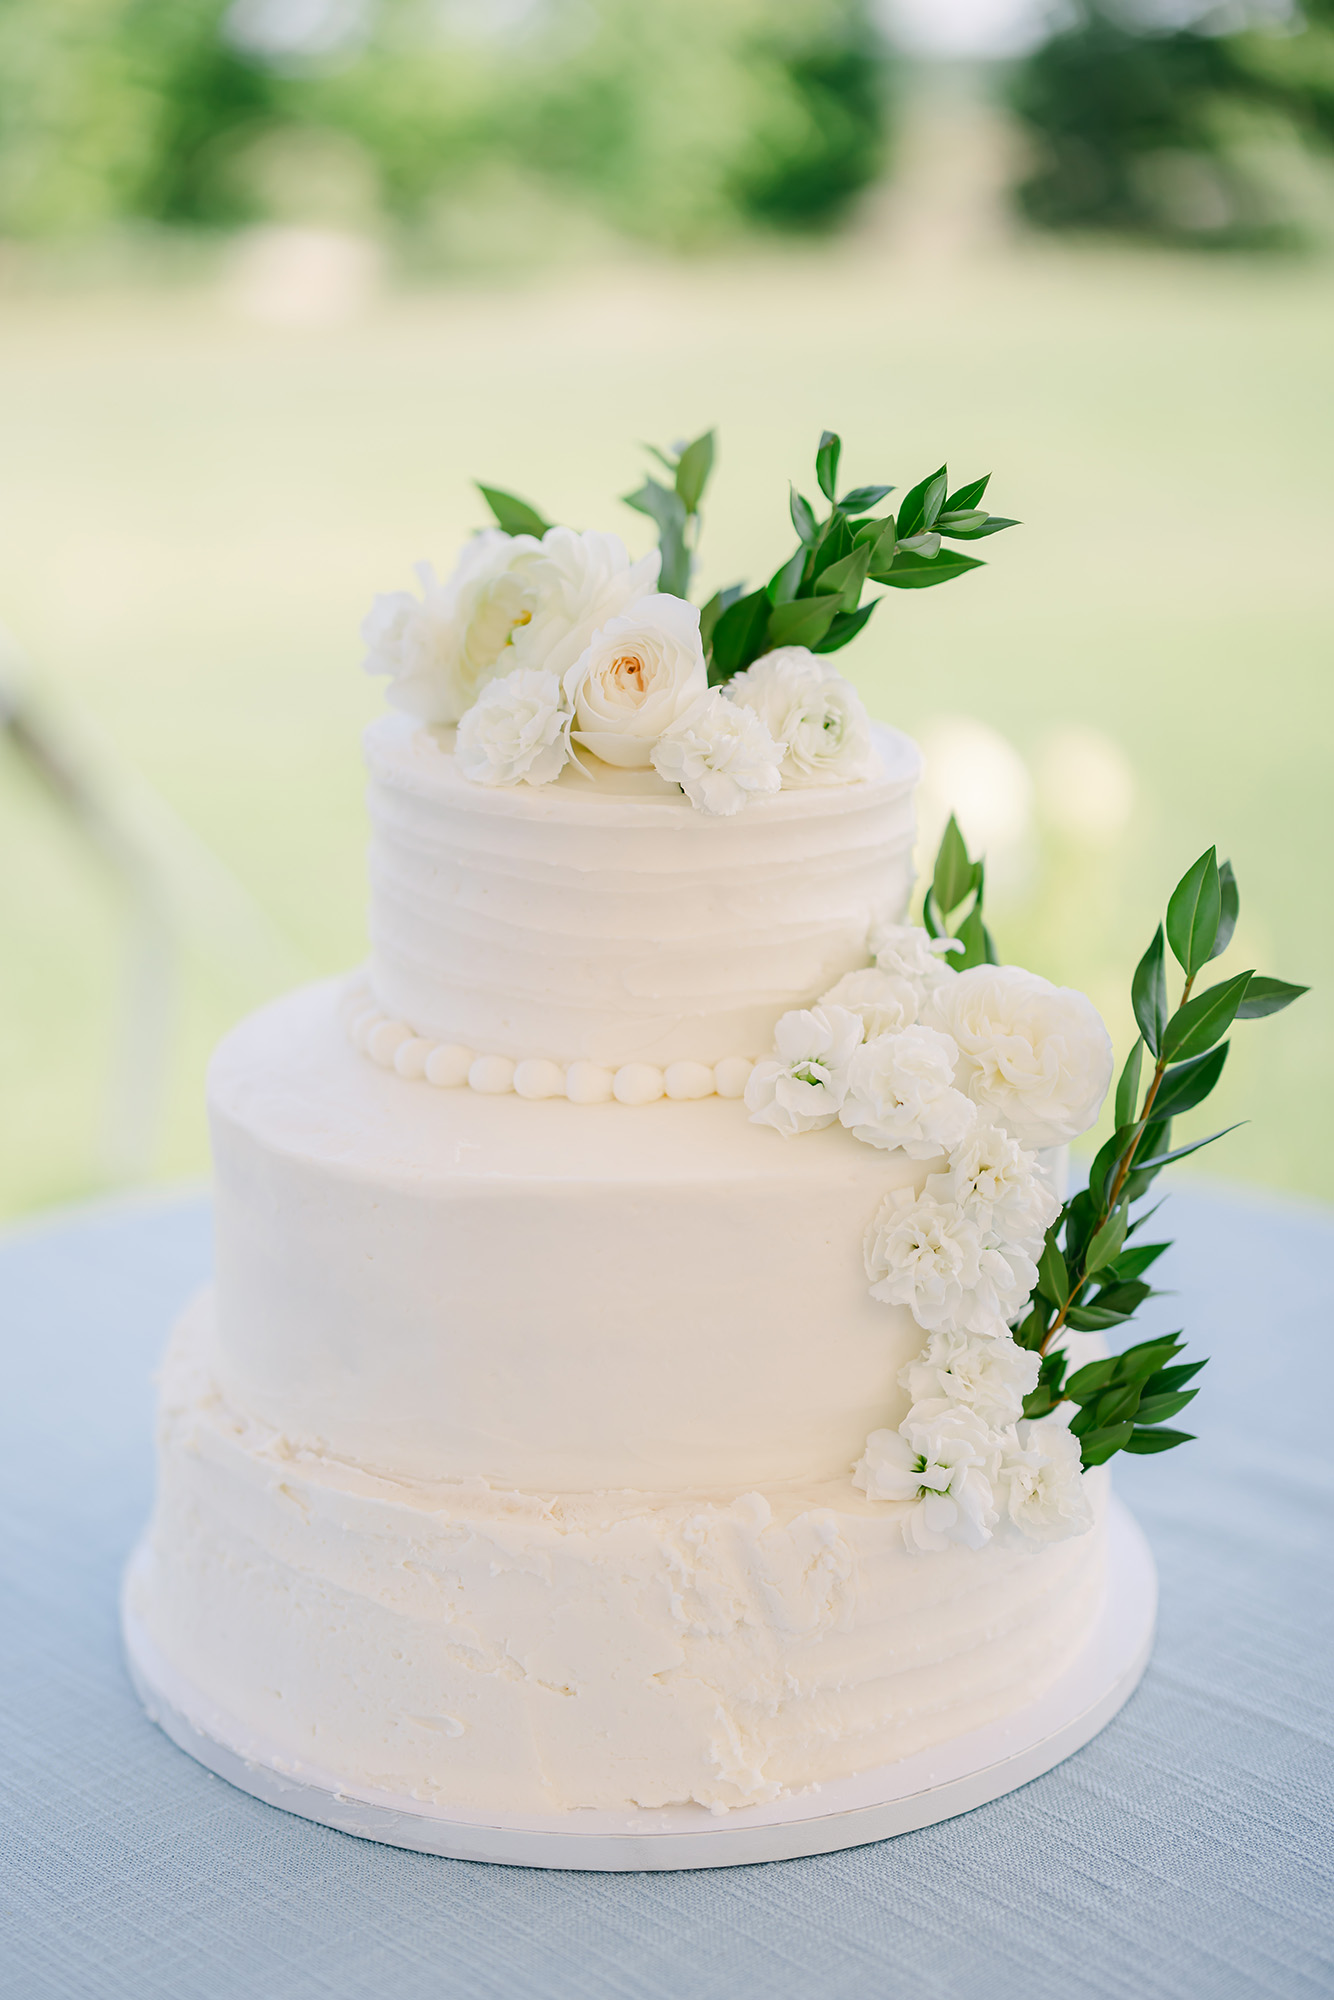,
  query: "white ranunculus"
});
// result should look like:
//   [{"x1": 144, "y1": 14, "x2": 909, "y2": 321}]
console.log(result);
[
  {"x1": 854, "y1": 1411, "x2": 999, "y2": 1553},
  {"x1": 565, "y1": 593, "x2": 708, "y2": 768},
  {"x1": 455, "y1": 668, "x2": 570, "y2": 788},
  {"x1": 729, "y1": 647, "x2": 878, "y2": 788},
  {"x1": 868, "y1": 922, "x2": 961, "y2": 989},
  {"x1": 863, "y1": 1186, "x2": 1029, "y2": 1336},
  {"x1": 999, "y1": 1418, "x2": 1094, "y2": 1543},
  {"x1": 819, "y1": 968, "x2": 920, "y2": 1040},
  {"x1": 930, "y1": 1122, "x2": 1061, "y2": 1255},
  {"x1": 511, "y1": 527, "x2": 661, "y2": 683},
  {"x1": 931, "y1": 963, "x2": 1114, "y2": 1149},
  {"x1": 745, "y1": 1005, "x2": 863, "y2": 1136},
  {"x1": 839, "y1": 1025, "x2": 978, "y2": 1158},
  {"x1": 899, "y1": 1327, "x2": 1040, "y2": 1431},
  {"x1": 651, "y1": 689, "x2": 785, "y2": 815}
]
